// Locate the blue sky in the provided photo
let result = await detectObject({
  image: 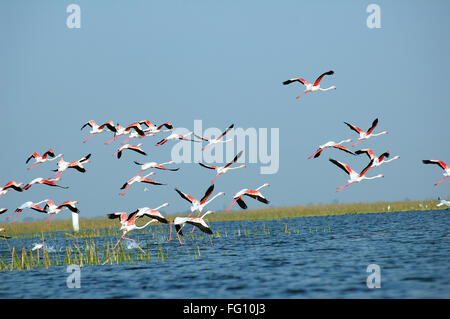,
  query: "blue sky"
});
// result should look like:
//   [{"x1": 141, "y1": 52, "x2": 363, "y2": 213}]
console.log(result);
[{"x1": 1, "y1": 1, "x2": 449, "y2": 220}]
